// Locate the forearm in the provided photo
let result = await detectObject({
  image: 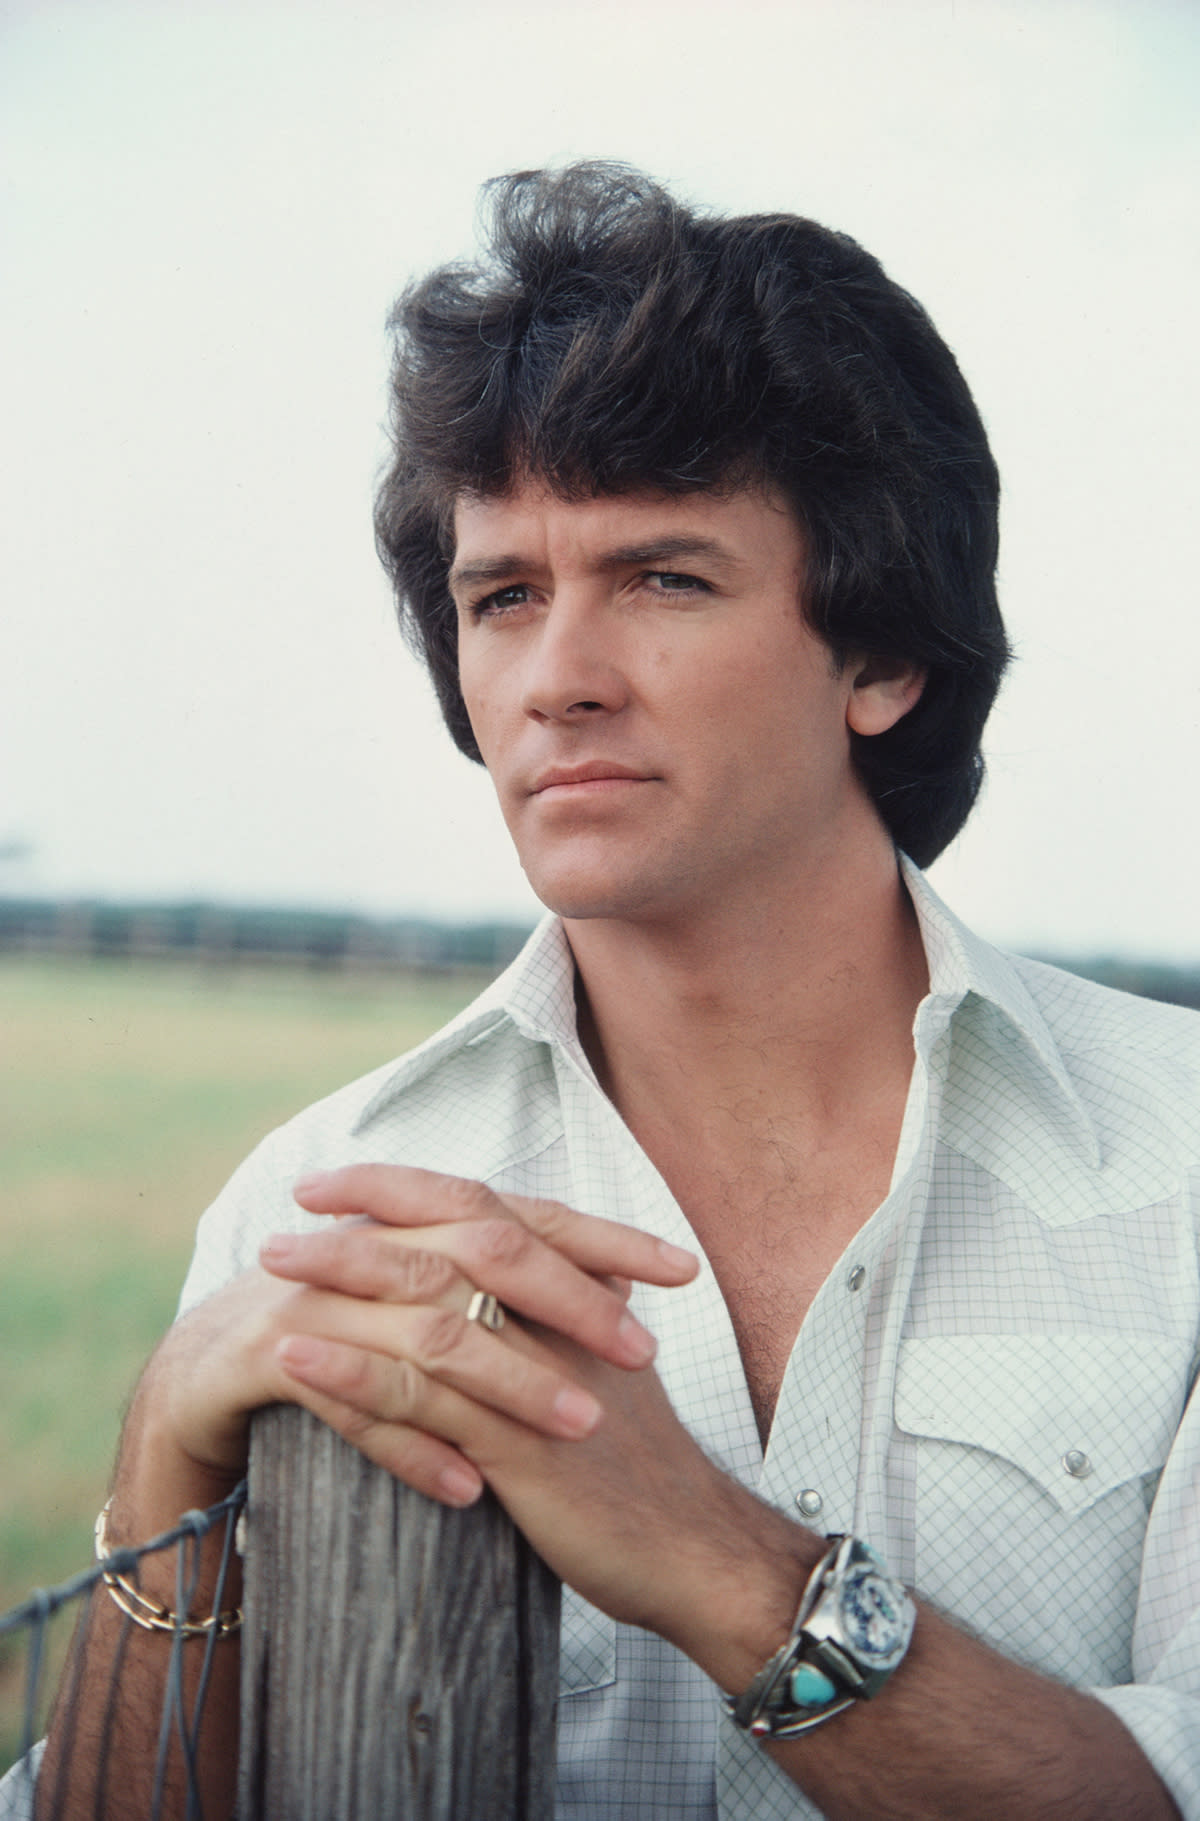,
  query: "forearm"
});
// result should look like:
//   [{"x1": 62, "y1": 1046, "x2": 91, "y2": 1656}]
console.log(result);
[
  {"x1": 665, "y1": 1501, "x2": 1181, "y2": 1821},
  {"x1": 36, "y1": 1366, "x2": 245, "y2": 1821},
  {"x1": 768, "y1": 1604, "x2": 1182, "y2": 1821}
]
